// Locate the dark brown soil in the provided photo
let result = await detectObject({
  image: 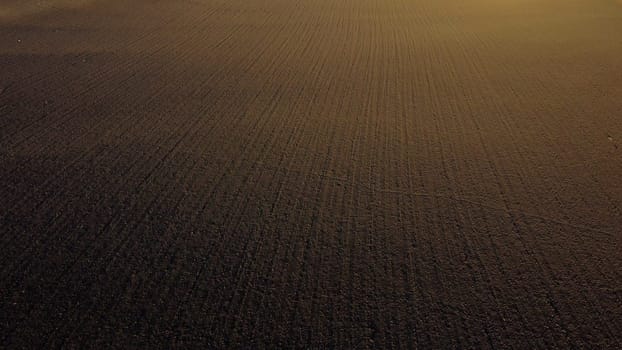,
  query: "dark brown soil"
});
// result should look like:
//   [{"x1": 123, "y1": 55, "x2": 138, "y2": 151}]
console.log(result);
[{"x1": 1, "y1": 0, "x2": 622, "y2": 347}]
